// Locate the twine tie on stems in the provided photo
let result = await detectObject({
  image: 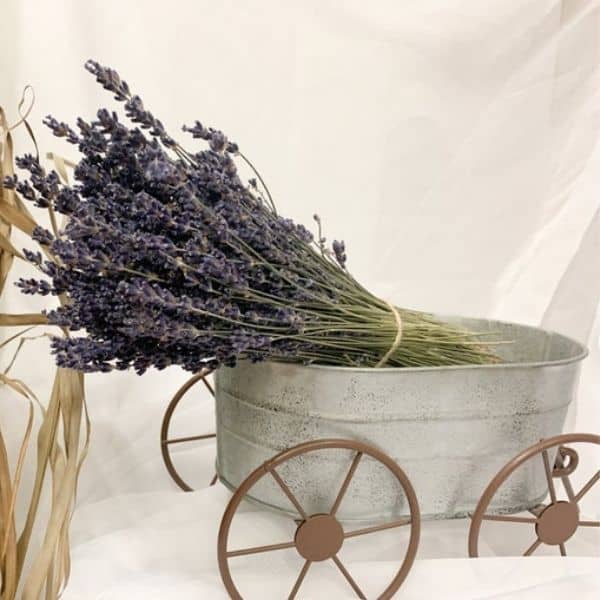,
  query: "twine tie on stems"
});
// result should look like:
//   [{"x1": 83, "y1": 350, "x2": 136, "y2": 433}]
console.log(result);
[{"x1": 375, "y1": 301, "x2": 403, "y2": 367}]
